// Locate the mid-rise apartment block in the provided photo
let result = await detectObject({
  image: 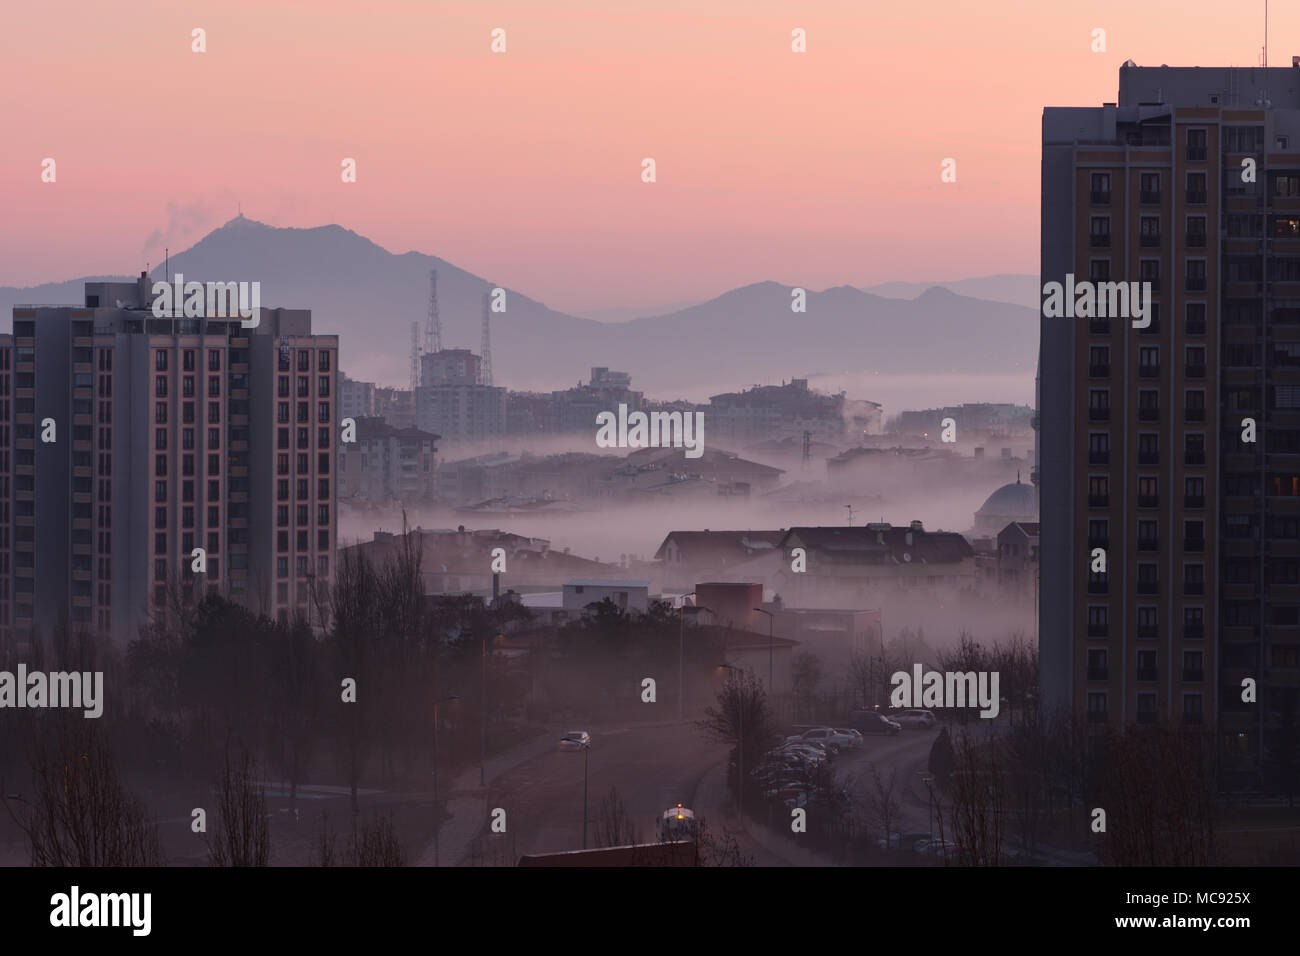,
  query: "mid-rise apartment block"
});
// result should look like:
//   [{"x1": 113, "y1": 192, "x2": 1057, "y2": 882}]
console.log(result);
[
  {"x1": 1042, "y1": 61, "x2": 1300, "y2": 788},
  {"x1": 1, "y1": 274, "x2": 338, "y2": 650}
]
